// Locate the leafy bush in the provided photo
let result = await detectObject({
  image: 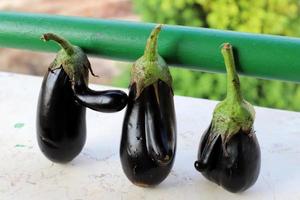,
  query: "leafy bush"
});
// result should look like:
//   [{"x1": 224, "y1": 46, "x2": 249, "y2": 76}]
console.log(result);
[
  {"x1": 114, "y1": 0, "x2": 300, "y2": 111},
  {"x1": 170, "y1": 68, "x2": 300, "y2": 111}
]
